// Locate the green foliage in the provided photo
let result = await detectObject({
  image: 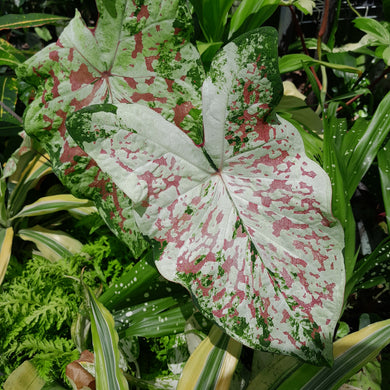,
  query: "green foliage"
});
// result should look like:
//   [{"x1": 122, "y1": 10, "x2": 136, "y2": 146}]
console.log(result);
[
  {"x1": 0, "y1": 228, "x2": 134, "y2": 386},
  {"x1": 1, "y1": 0, "x2": 390, "y2": 388}
]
